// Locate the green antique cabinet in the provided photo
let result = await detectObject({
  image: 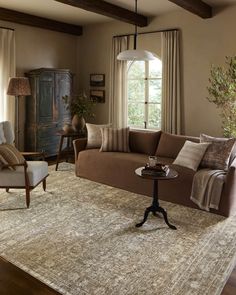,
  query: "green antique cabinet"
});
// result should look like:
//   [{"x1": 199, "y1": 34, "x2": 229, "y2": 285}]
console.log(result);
[{"x1": 25, "y1": 68, "x2": 73, "y2": 156}]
